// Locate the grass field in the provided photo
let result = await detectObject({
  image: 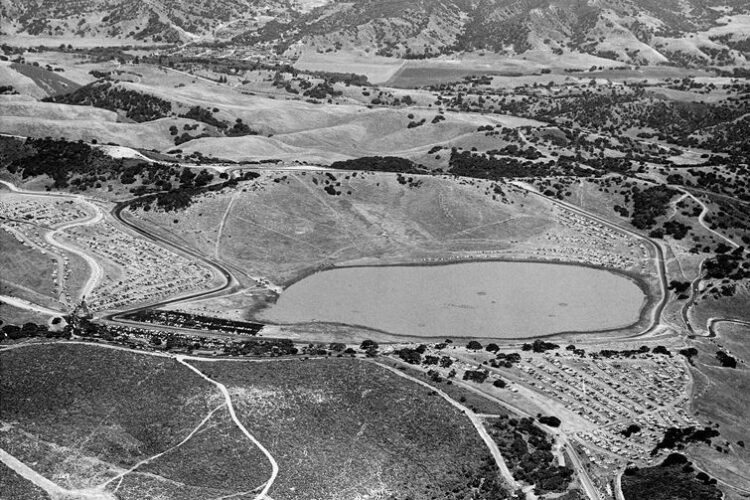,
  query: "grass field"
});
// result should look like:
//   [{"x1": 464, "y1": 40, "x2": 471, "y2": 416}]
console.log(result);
[
  {"x1": 691, "y1": 284, "x2": 750, "y2": 329},
  {"x1": 192, "y1": 357, "x2": 507, "y2": 500},
  {"x1": 0, "y1": 230, "x2": 58, "y2": 303},
  {"x1": 0, "y1": 303, "x2": 51, "y2": 326},
  {"x1": 10, "y1": 63, "x2": 81, "y2": 97},
  {"x1": 294, "y1": 49, "x2": 405, "y2": 84},
  {"x1": 0, "y1": 63, "x2": 48, "y2": 99},
  {"x1": 0, "y1": 344, "x2": 220, "y2": 490}
]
